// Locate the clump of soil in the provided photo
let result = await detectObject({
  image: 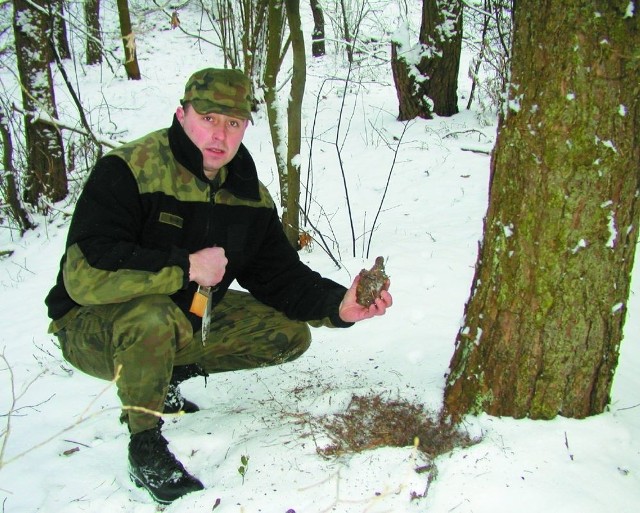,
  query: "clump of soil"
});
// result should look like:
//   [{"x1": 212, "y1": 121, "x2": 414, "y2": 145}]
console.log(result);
[{"x1": 356, "y1": 257, "x2": 389, "y2": 307}]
